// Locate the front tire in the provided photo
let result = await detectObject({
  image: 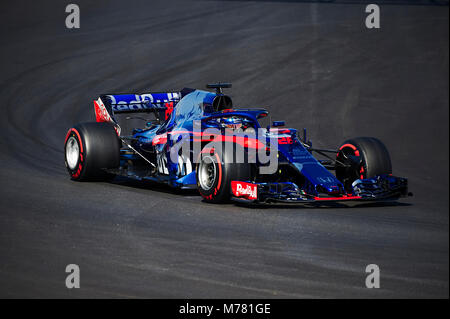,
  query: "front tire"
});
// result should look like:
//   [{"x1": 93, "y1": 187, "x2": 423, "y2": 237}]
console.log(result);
[
  {"x1": 196, "y1": 143, "x2": 253, "y2": 203},
  {"x1": 64, "y1": 122, "x2": 120, "y2": 181},
  {"x1": 336, "y1": 137, "x2": 392, "y2": 191}
]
